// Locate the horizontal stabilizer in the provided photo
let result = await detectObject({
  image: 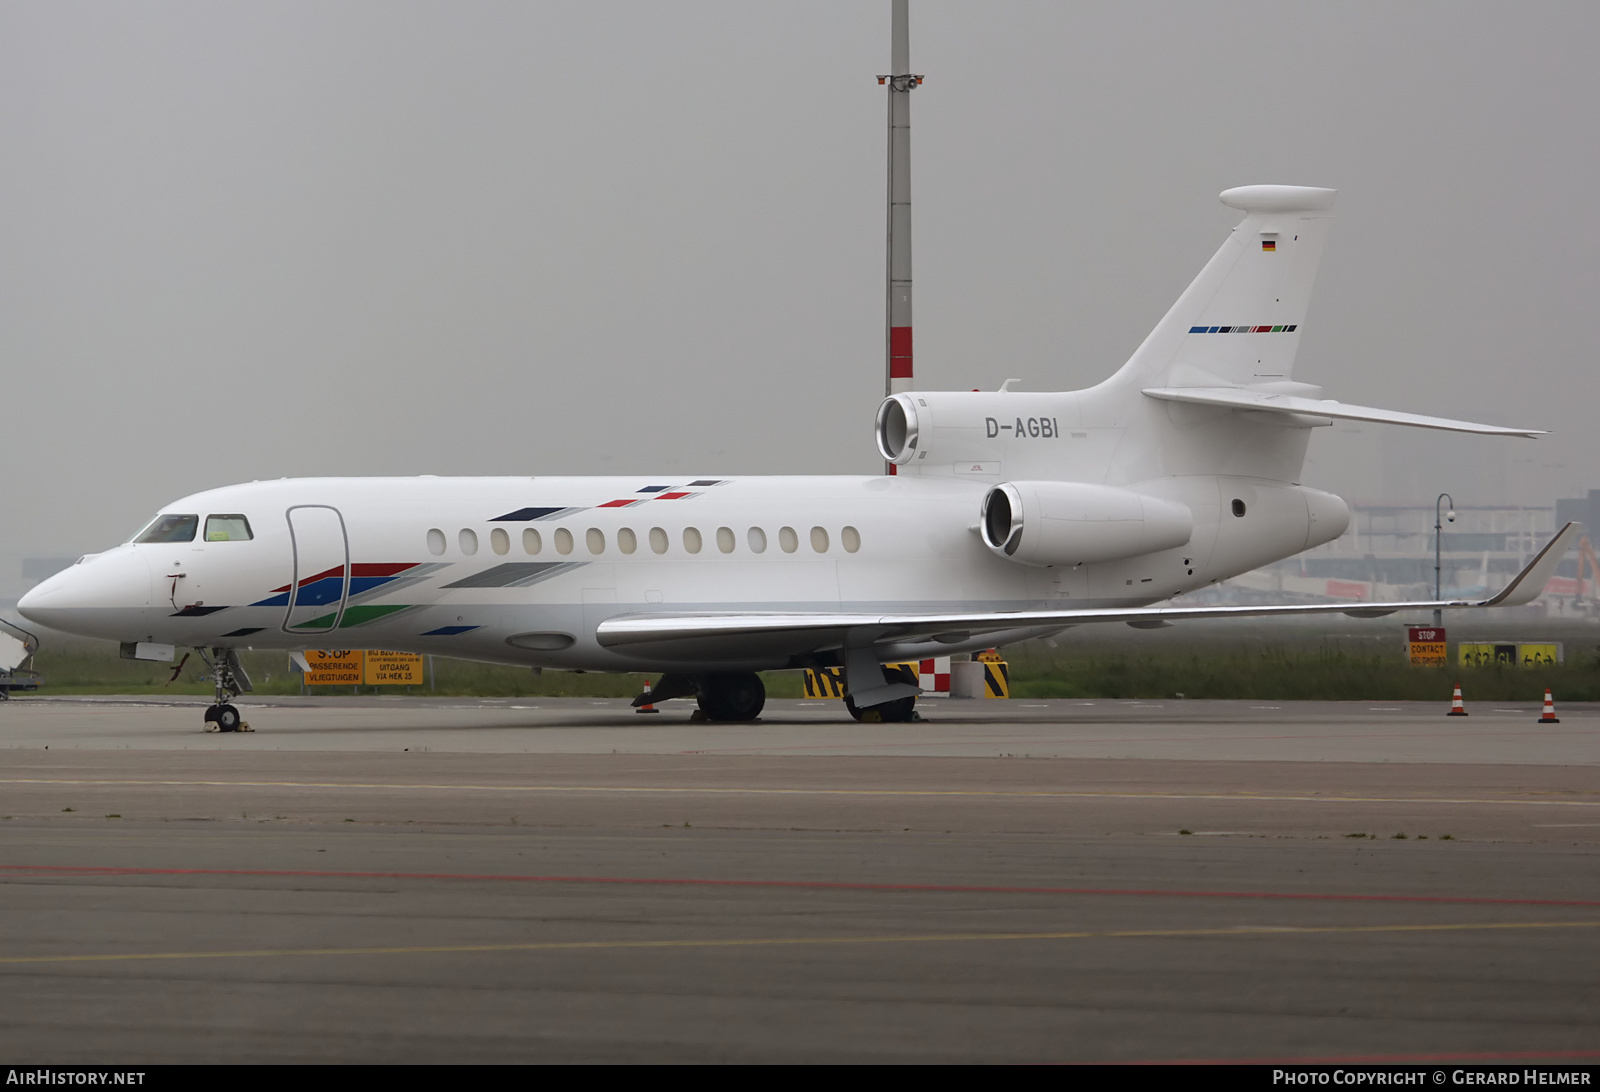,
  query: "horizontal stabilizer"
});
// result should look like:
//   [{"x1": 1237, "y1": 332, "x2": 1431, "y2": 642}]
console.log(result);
[{"x1": 1143, "y1": 386, "x2": 1544, "y2": 437}]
